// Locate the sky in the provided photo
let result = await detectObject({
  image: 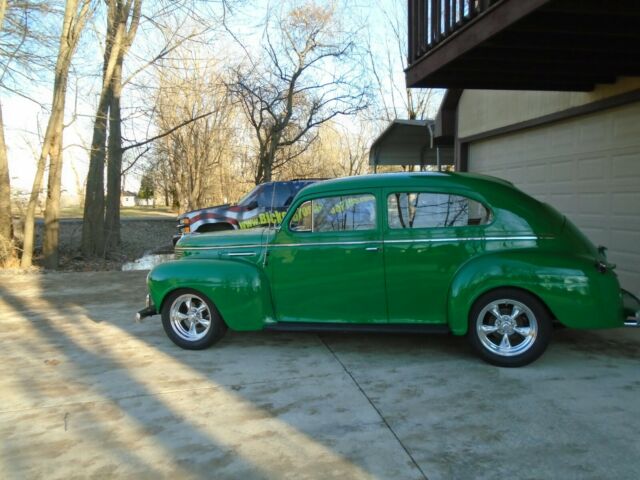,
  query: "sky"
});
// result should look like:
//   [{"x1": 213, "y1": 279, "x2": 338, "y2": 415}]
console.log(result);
[{"x1": 3, "y1": 0, "x2": 443, "y2": 204}]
